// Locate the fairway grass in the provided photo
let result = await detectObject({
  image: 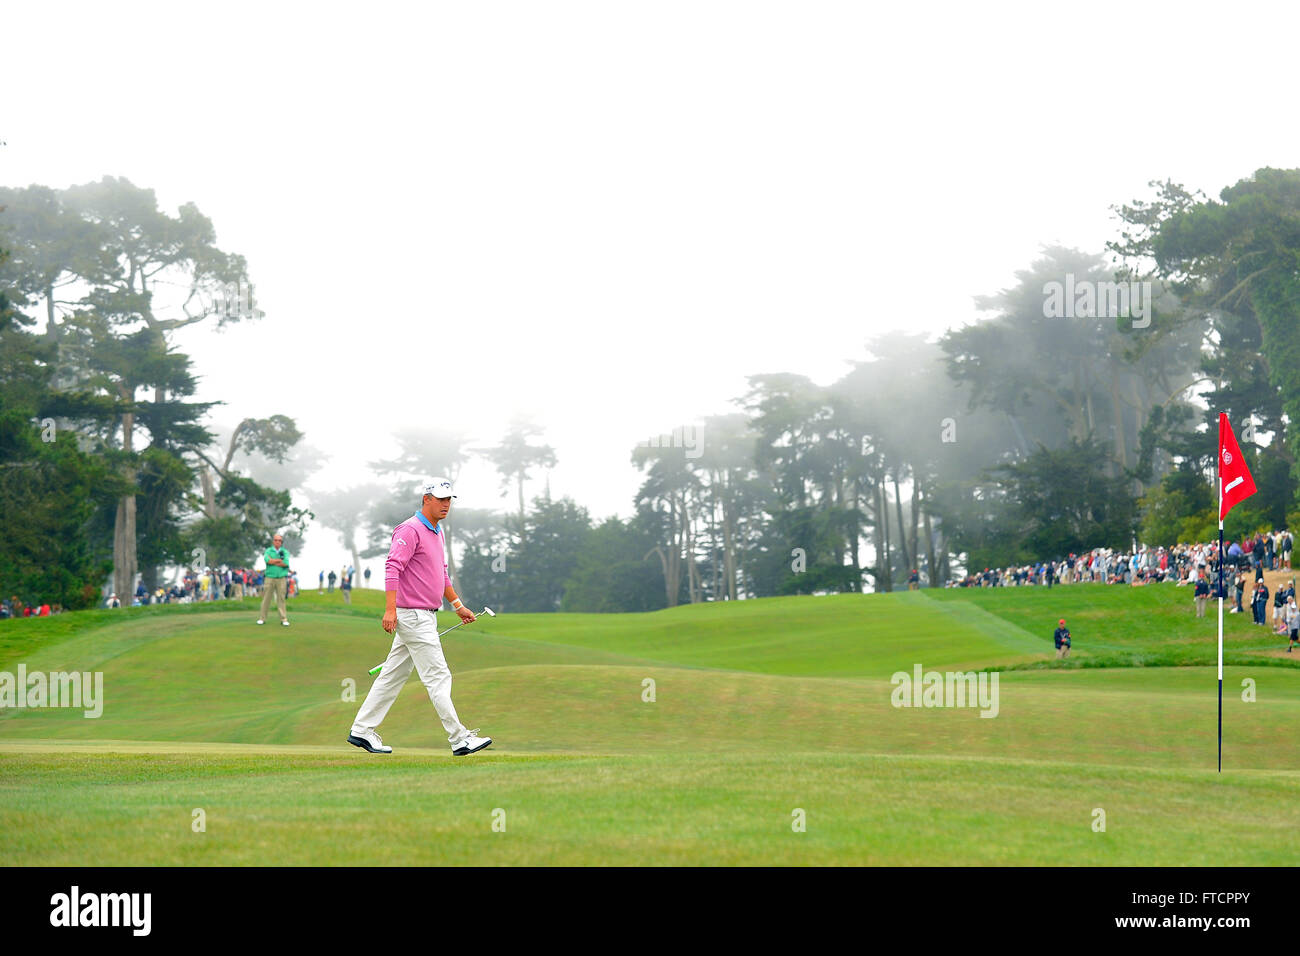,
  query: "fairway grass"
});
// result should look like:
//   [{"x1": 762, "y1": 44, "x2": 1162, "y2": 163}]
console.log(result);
[
  {"x1": 1, "y1": 585, "x2": 1297, "y2": 865},
  {"x1": 0, "y1": 748, "x2": 1296, "y2": 866}
]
